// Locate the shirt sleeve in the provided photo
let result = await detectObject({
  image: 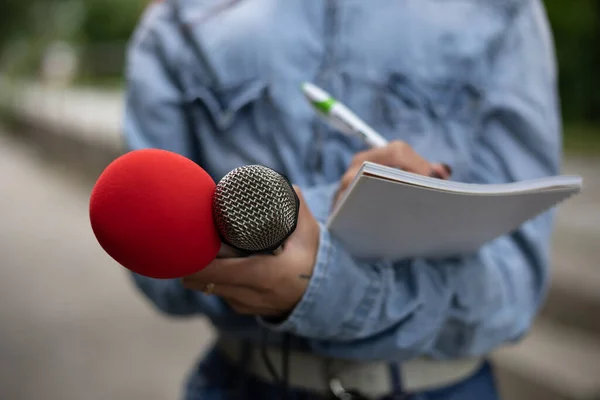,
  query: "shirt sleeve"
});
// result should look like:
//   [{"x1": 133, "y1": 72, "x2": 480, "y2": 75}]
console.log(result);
[
  {"x1": 122, "y1": 2, "x2": 225, "y2": 317},
  {"x1": 259, "y1": 0, "x2": 562, "y2": 361}
]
